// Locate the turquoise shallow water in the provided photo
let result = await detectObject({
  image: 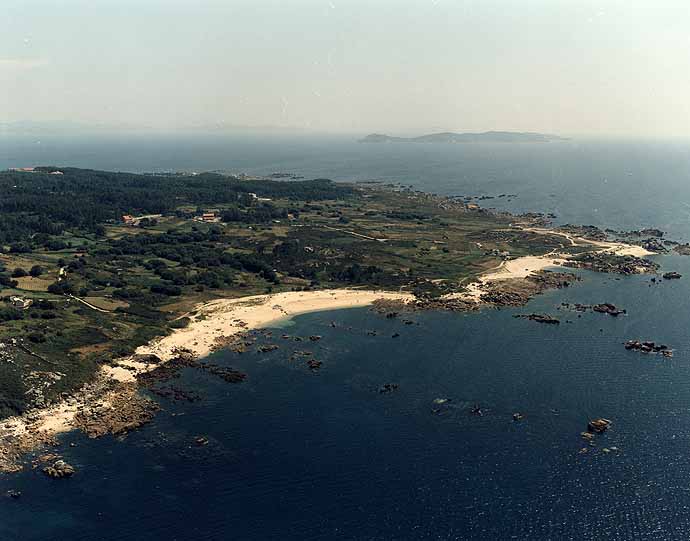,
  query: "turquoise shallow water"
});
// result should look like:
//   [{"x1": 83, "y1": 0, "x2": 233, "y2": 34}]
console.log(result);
[{"x1": 3, "y1": 255, "x2": 690, "y2": 540}]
